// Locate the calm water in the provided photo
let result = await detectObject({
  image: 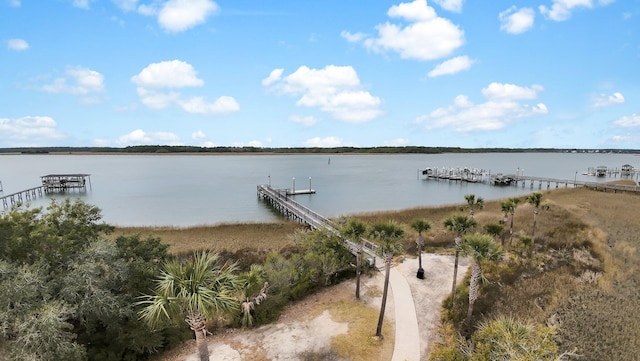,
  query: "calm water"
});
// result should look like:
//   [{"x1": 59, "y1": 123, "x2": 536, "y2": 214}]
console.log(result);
[{"x1": 1, "y1": 153, "x2": 638, "y2": 227}]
